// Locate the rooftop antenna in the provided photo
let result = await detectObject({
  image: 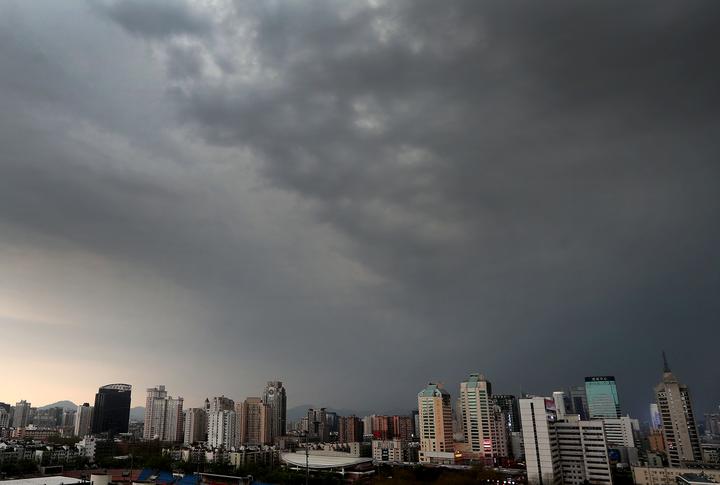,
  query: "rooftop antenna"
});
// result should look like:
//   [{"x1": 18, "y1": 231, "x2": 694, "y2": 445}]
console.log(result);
[{"x1": 662, "y1": 350, "x2": 671, "y2": 373}]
